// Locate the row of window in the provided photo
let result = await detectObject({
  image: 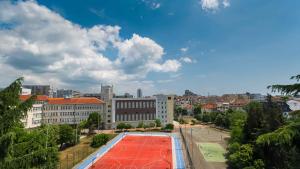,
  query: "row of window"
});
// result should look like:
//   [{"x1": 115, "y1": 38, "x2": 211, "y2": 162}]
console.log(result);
[
  {"x1": 45, "y1": 118, "x2": 87, "y2": 123},
  {"x1": 43, "y1": 111, "x2": 96, "y2": 117},
  {"x1": 116, "y1": 113, "x2": 155, "y2": 121},
  {"x1": 116, "y1": 101, "x2": 155, "y2": 109},
  {"x1": 43, "y1": 105, "x2": 102, "y2": 111}
]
